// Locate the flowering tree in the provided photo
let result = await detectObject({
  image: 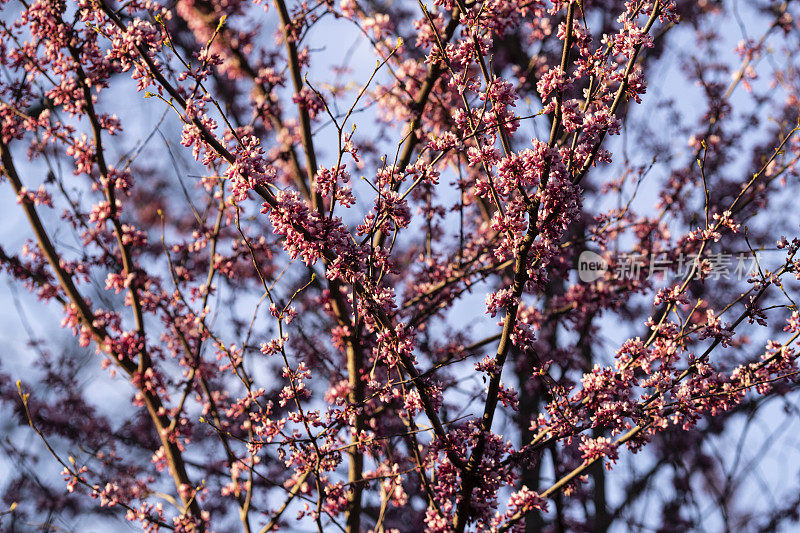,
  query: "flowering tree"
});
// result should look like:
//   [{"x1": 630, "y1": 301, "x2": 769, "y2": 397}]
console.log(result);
[{"x1": 2, "y1": 0, "x2": 800, "y2": 530}]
